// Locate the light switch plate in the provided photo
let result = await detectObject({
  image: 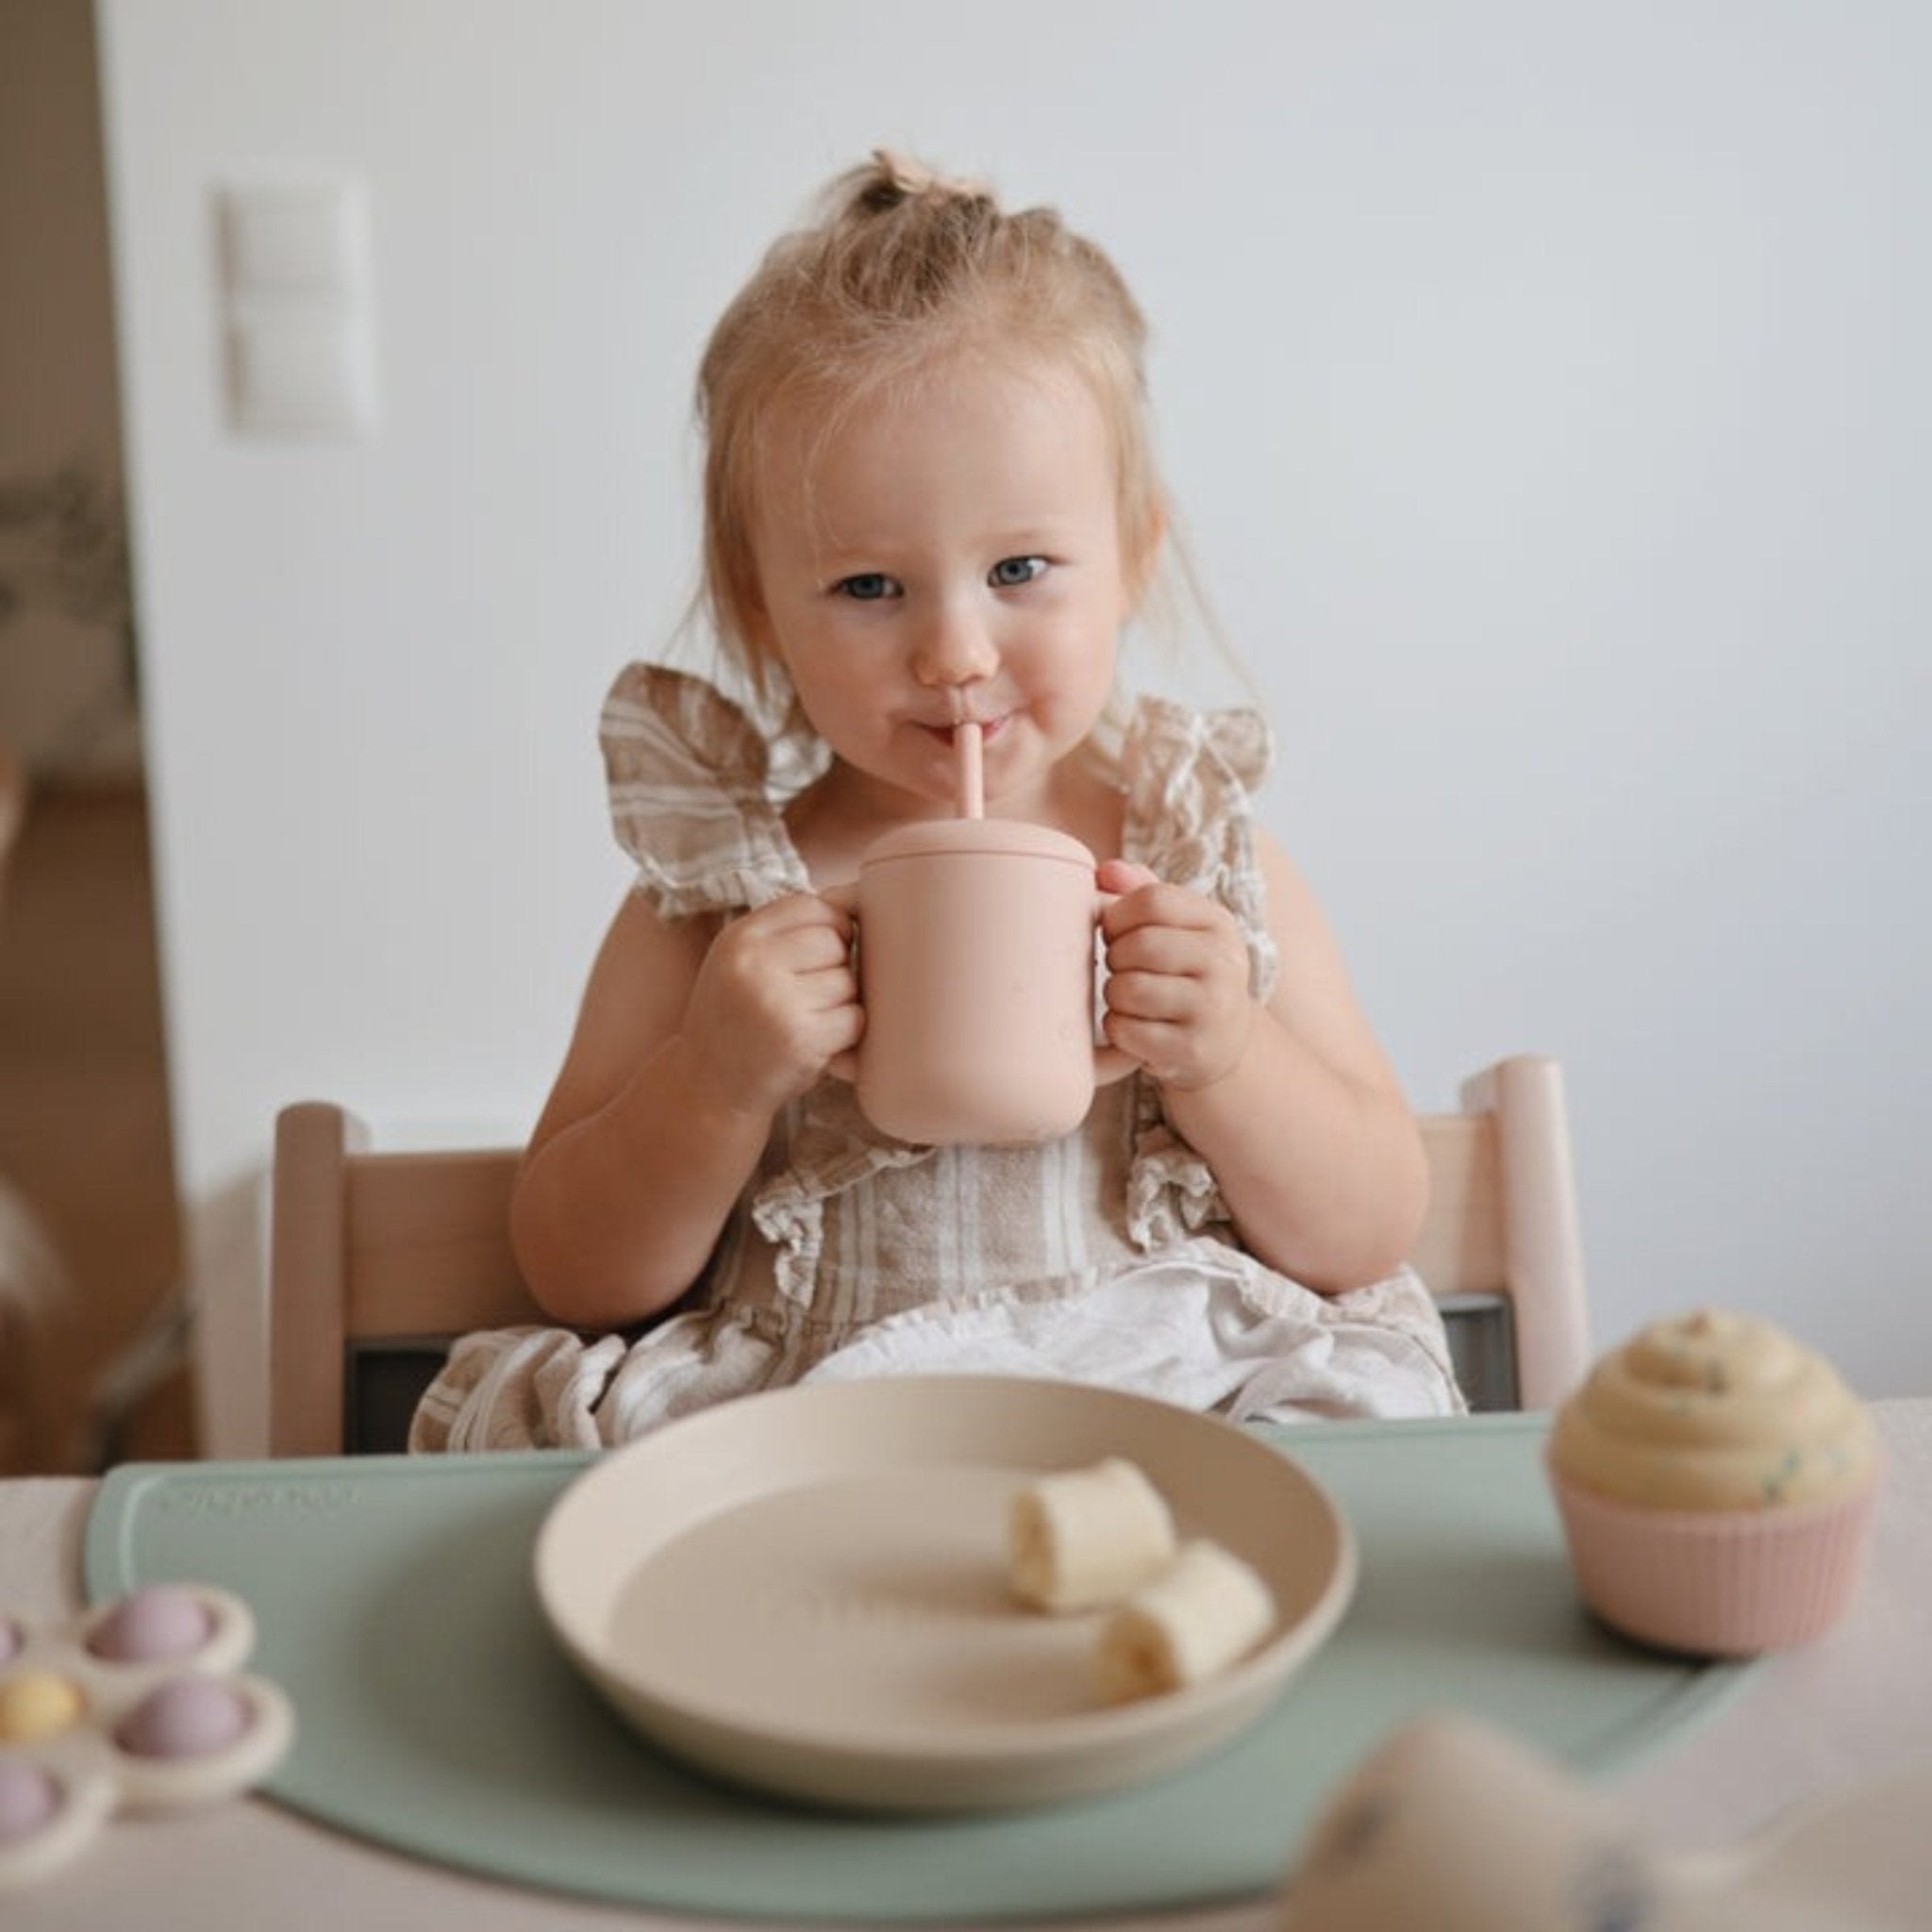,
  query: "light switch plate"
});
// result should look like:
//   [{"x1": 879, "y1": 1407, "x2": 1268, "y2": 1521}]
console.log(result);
[
  {"x1": 215, "y1": 175, "x2": 378, "y2": 437},
  {"x1": 220, "y1": 181, "x2": 368, "y2": 296},
  {"x1": 226, "y1": 313, "x2": 376, "y2": 437}
]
